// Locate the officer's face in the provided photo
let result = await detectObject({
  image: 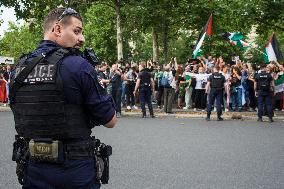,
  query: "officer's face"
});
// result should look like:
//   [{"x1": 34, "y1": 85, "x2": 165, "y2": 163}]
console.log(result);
[{"x1": 58, "y1": 17, "x2": 85, "y2": 48}]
